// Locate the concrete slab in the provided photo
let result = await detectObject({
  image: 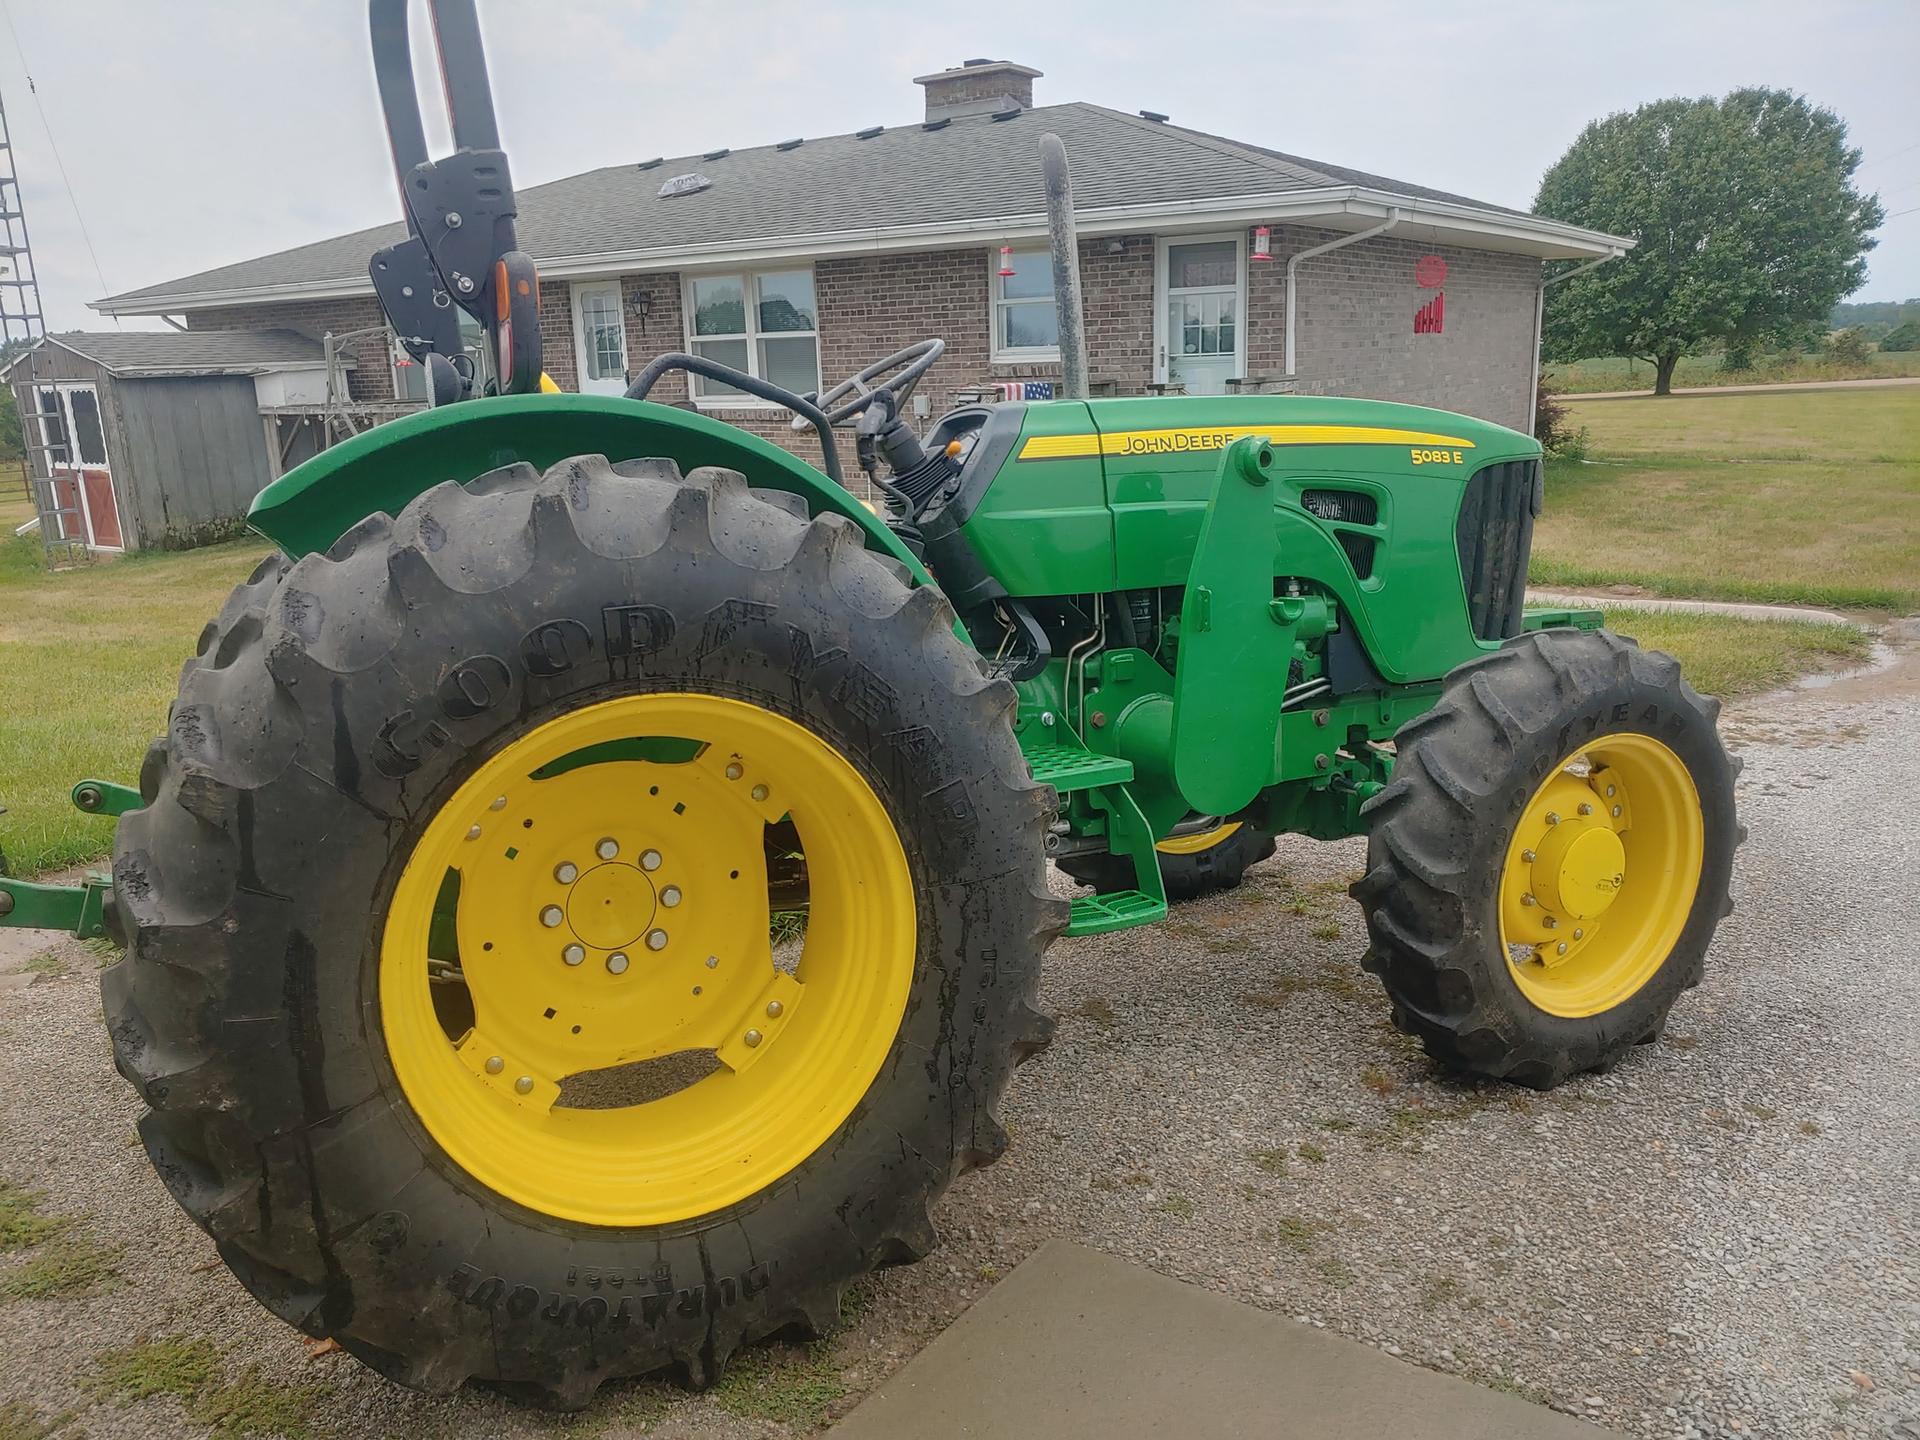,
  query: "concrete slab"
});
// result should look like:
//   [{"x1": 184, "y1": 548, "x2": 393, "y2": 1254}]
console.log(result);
[{"x1": 831, "y1": 1241, "x2": 1612, "y2": 1440}]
